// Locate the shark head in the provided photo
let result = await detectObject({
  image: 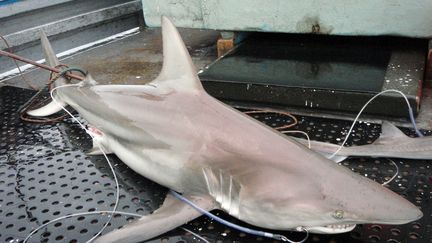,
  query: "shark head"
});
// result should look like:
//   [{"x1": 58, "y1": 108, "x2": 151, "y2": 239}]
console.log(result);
[{"x1": 231, "y1": 138, "x2": 423, "y2": 234}]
